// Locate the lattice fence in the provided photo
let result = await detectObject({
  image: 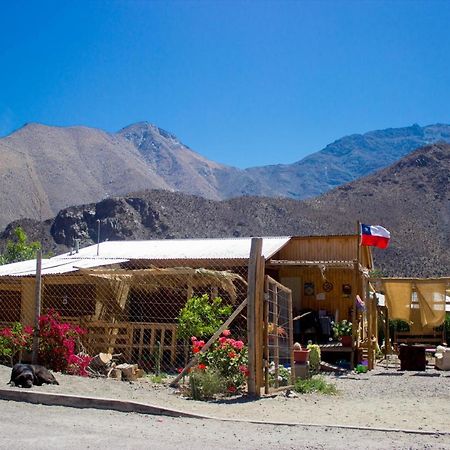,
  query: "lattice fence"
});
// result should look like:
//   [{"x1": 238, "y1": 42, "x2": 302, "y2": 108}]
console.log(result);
[{"x1": 264, "y1": 276, "x2": 294, "y2": 389}]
